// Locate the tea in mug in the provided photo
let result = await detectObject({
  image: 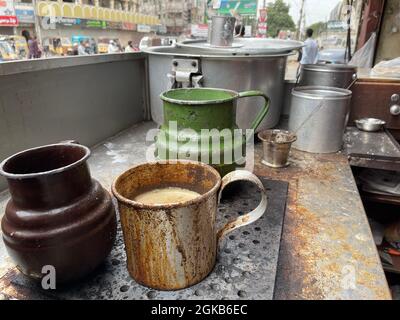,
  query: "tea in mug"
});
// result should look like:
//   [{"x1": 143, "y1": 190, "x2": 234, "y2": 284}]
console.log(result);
[{"x1": 134, "y1": 187, "x2": 200, "y2": 205}]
